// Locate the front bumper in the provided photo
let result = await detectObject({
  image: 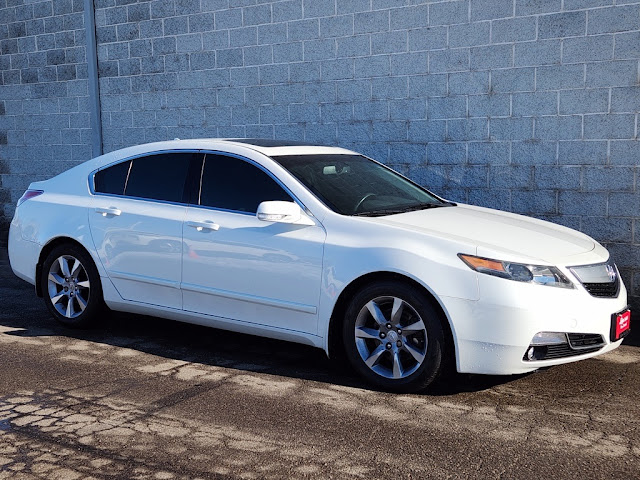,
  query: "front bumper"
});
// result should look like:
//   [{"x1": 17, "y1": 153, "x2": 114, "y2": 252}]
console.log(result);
[{"x1": 442, "y1": 272, "x2": 629, "y2": 375}]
